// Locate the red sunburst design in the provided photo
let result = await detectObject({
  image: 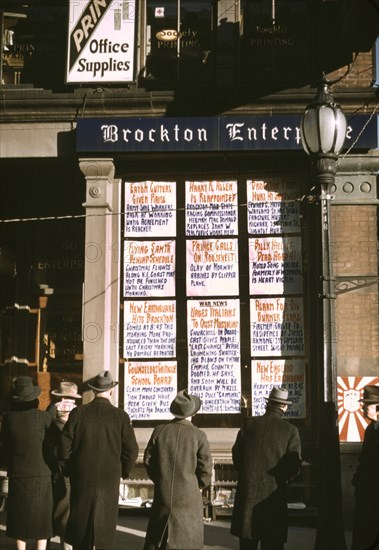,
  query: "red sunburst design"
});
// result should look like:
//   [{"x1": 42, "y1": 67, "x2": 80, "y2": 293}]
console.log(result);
[{"x1": 337, "y1": 376, "x2": 379, "y2": 442}]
